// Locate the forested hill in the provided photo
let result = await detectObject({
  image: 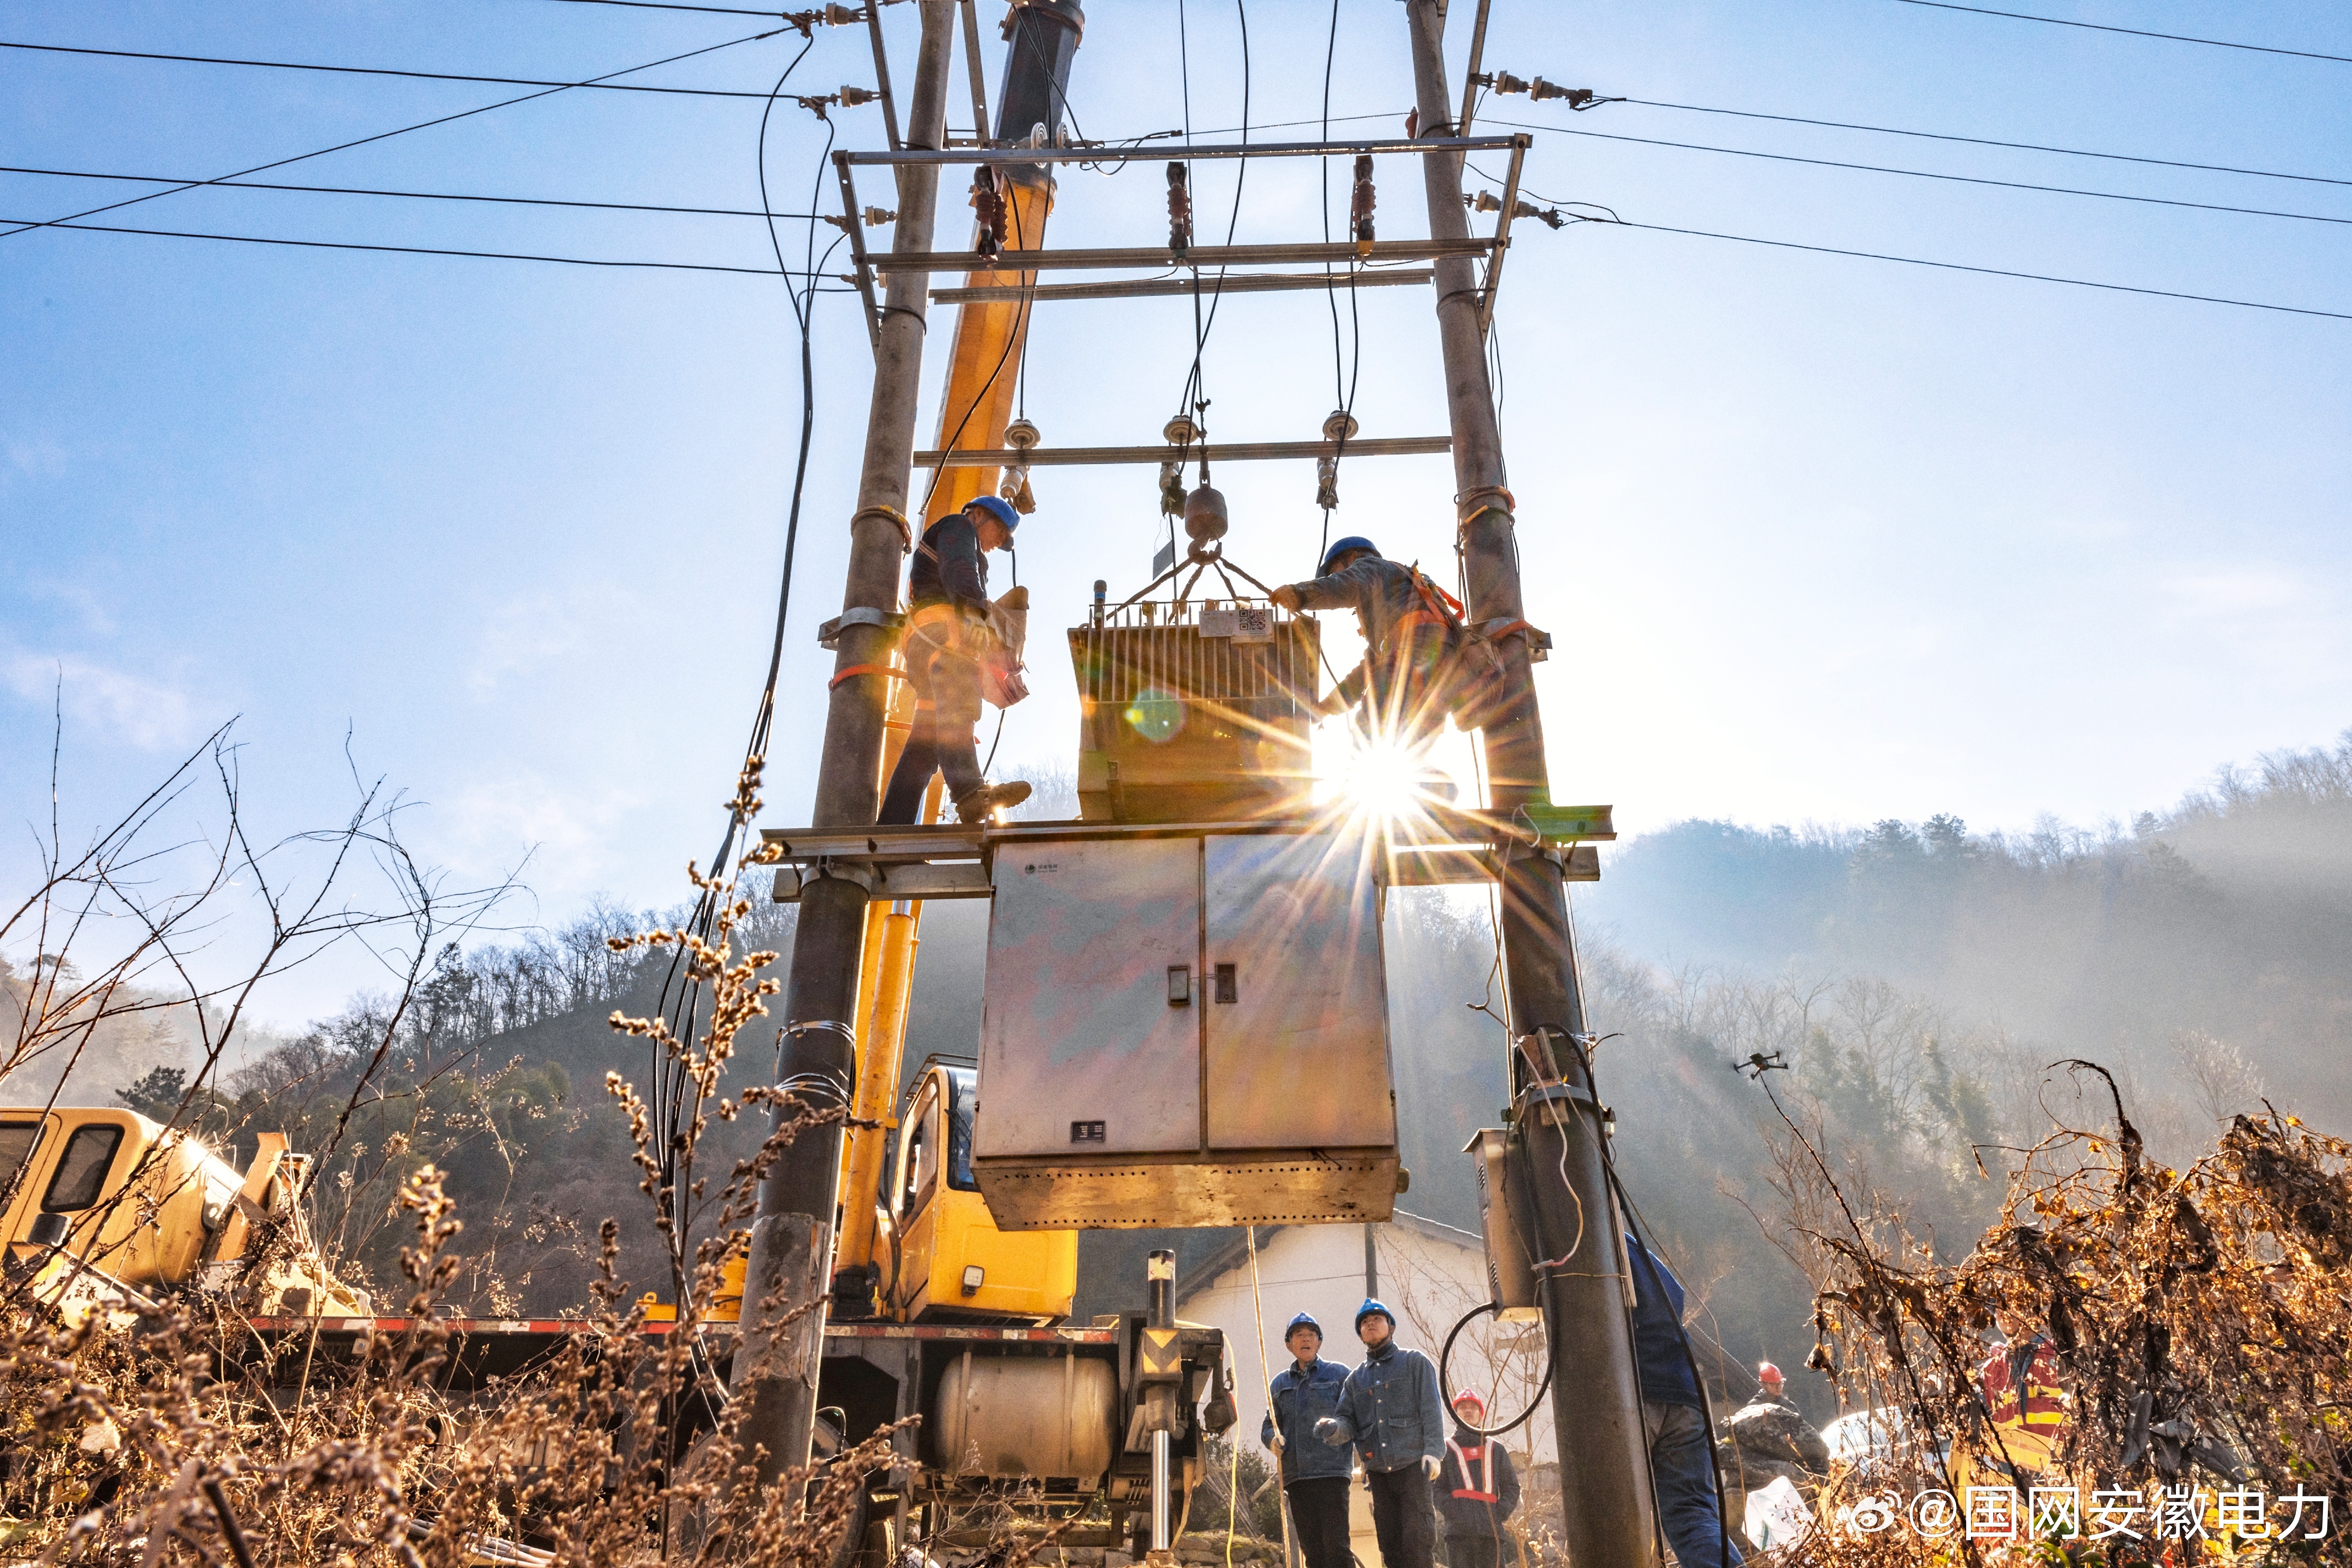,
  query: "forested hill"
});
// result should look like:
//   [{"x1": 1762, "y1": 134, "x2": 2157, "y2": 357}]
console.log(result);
[
  {"x1": 35, "y1": 730, "x2": 2348, "y2": 1415},
  {"x1": 1579, "y1": 729, "x2": 2352, "y2": 1138}
]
